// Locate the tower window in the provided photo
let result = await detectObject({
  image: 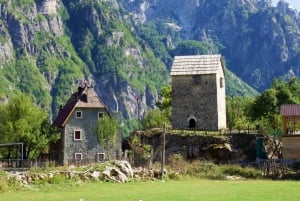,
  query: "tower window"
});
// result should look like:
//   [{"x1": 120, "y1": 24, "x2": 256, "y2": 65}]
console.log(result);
[{"x1": 220, "y1": 77, "x2": 224, "y2": 88}]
